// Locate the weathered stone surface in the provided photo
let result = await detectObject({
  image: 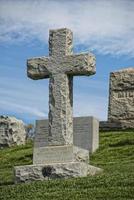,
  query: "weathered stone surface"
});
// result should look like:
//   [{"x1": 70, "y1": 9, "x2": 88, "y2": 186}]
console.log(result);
[
  {"x1": 0, "y1": 116, "x2": 26, "y2": 148},
  {"x1": 108, "y1": 68, "x2": 134, "y2": 128},
  {"x1": 14, "y1": 163, "x2": 102, "y2": 183},
  {"x1": 73, "y1": 146, "x2": 89, "y2": 163},
  {"x1": 27, "y1": 28, "x2": 96, "y2": 146}
]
